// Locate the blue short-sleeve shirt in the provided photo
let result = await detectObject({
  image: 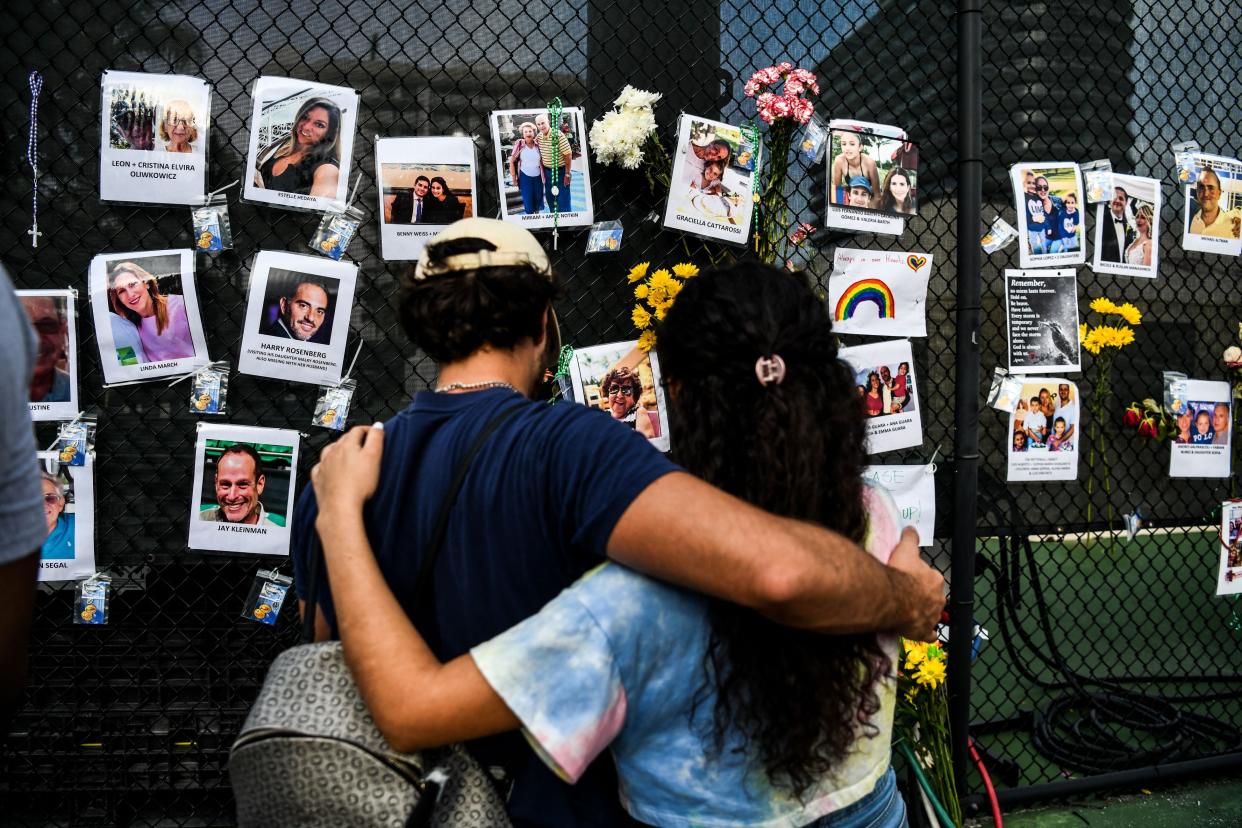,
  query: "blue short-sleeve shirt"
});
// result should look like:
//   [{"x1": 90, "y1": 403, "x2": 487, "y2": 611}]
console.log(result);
[{"x1": 292, "y1": 387, "x2": 679, "y2": 827}]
